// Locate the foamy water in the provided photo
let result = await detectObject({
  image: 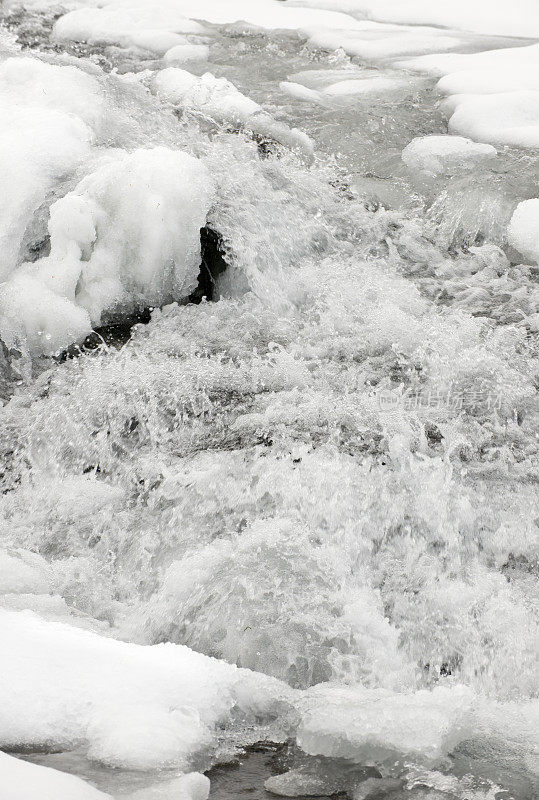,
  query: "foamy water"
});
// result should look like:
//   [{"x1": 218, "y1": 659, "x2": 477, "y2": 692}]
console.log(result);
[{"x1": 0, "y1": 3, "x2": 537, "y2": 799}]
